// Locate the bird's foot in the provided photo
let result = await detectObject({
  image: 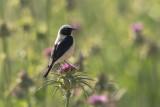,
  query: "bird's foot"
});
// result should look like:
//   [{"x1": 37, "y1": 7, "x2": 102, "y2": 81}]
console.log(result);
[
  {"x1": 64, "y1": 60, "x2": 73, "y2": 68},
  {"x1": 58, "y1": 63, "x2": 63, "y2": 70}
]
